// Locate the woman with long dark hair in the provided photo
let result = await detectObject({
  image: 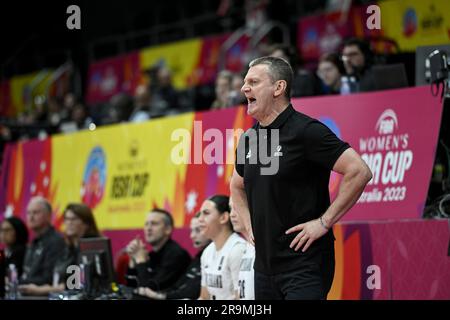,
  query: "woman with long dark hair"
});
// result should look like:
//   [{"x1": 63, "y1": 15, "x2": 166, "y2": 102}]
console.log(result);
[
  {"x1": 0, "y1": 217, "x2": 29, "y2": 277},
  {"x1": 198, "y1": 195, "x2": 246, "y2": 300}
]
